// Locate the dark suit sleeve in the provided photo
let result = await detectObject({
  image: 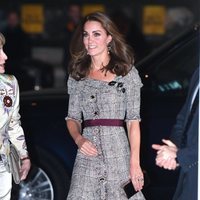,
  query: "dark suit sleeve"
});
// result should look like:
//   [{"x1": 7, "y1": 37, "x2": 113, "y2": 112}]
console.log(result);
[
  {"x1": 176, "y1": 108, "x2": 198, "y2": 172},
  {"x1": 170, "y1": 67, "x2": 199, "y2": 173},
  {"x1": 170, "y1": 102, "x2": 198, "y2": 173},
  {"x1": 169, "y1": 104, "x2": 187, "y2": 147},
  {"x1": 177, "y1": 140, "x2": 198, "y2": 173}
]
